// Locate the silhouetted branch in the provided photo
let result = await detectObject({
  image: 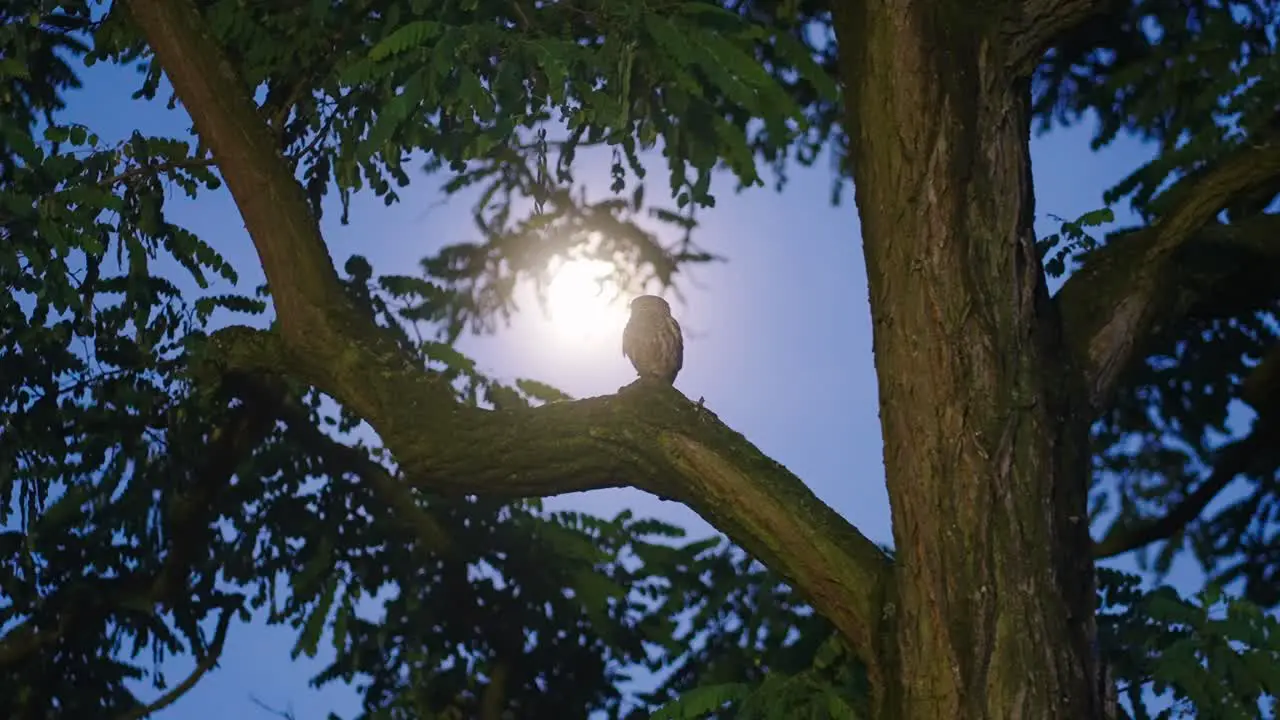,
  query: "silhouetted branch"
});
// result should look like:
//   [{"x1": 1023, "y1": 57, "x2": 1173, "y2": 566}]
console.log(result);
[
  {"x1": 249, "y1": 695, "x2": 299, "y2": 720},
  {"x1": 117, "y1": 603, "x2": 238, "y2": 720},
  {"x1": 270, "y1": 390, "x2": 452, "y2": 554},
  {"x1": 0, "y1": 381, "x2": 275, "y2": 671},
  {"x1": 1095, "y1": 343, "x2": 1280, "y2": 557},
  {"x1": 1094, "y1": 414, "x2": 1280, "y2": 559},
  {"x1": 96, "y1": 158, "x2": 216, "y2": 189},
  {"x1": 480, "y1": 659, "x2": 511, "y2": 720}
]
